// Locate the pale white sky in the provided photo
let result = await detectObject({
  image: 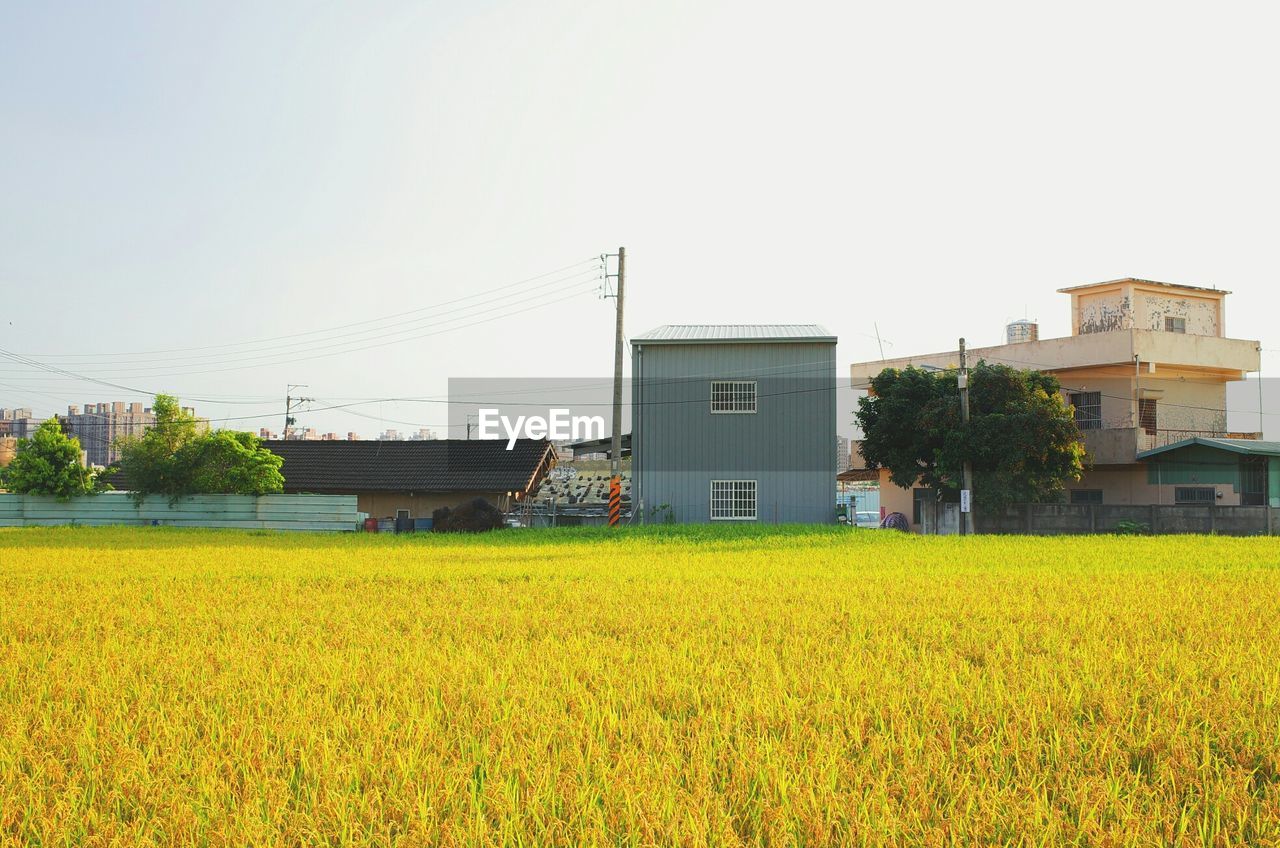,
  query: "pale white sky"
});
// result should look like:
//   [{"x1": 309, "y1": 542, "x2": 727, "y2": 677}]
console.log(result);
[{"x1": 2, "y1": 1, "x2": 1277, "y2": 438}]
